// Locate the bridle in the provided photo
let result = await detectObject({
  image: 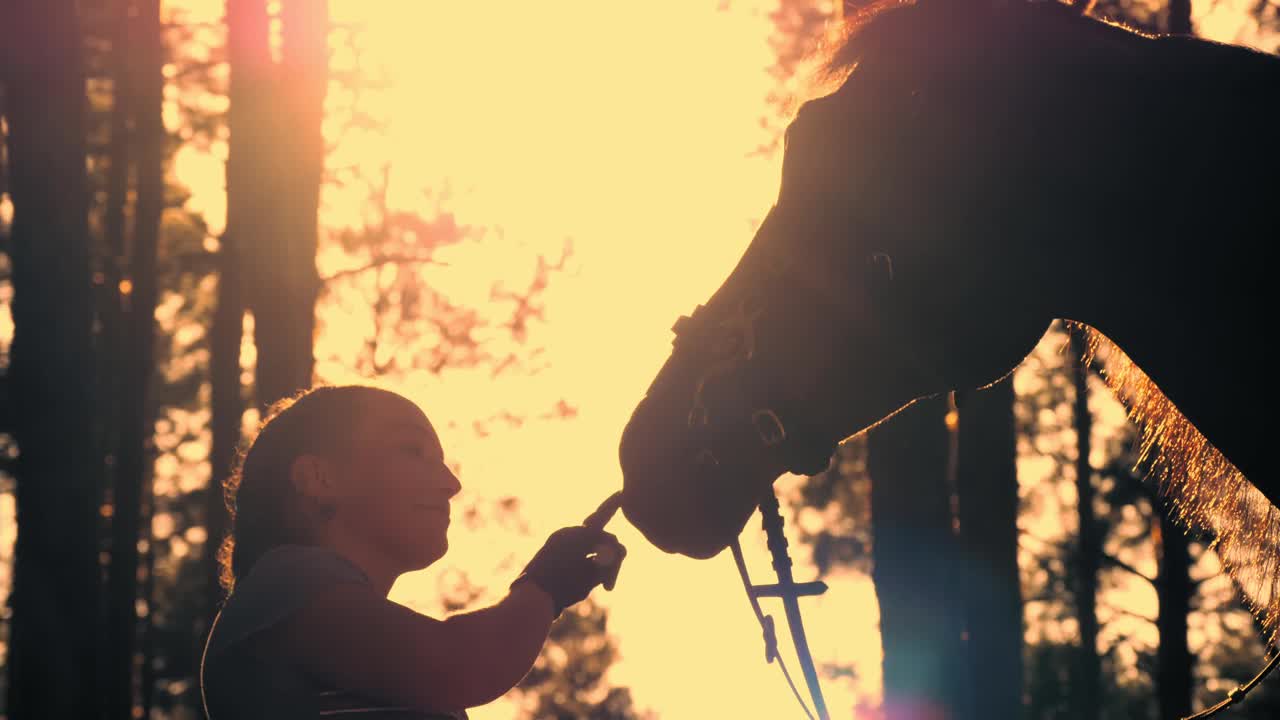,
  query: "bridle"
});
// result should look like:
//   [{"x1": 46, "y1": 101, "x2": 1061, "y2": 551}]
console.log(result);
[
  {"x1": 663, "y1": 206, "x2": 914, "y2": 720},
  {"x1": 668, "y1": 204, "x2": 936, "y2": 481},
  {"x1": 678, "y1": 296, "x2": 834, "y2": 719},
  {"x1": 668, "y1": 291, "x2": 836, "y2": 720}
]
